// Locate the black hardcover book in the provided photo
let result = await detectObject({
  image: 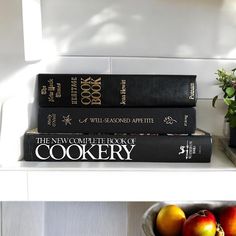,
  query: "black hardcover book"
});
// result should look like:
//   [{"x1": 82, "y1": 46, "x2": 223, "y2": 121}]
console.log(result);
[
  {"x1": 24, "y1": 129, "x2": 212, "y2": 162},
  {"x1": 38, "y1": 107, "x2": 196, "y2": 134},
  {"x1": 38, "y1": 74, "x2": 197, "y2": 107}
]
